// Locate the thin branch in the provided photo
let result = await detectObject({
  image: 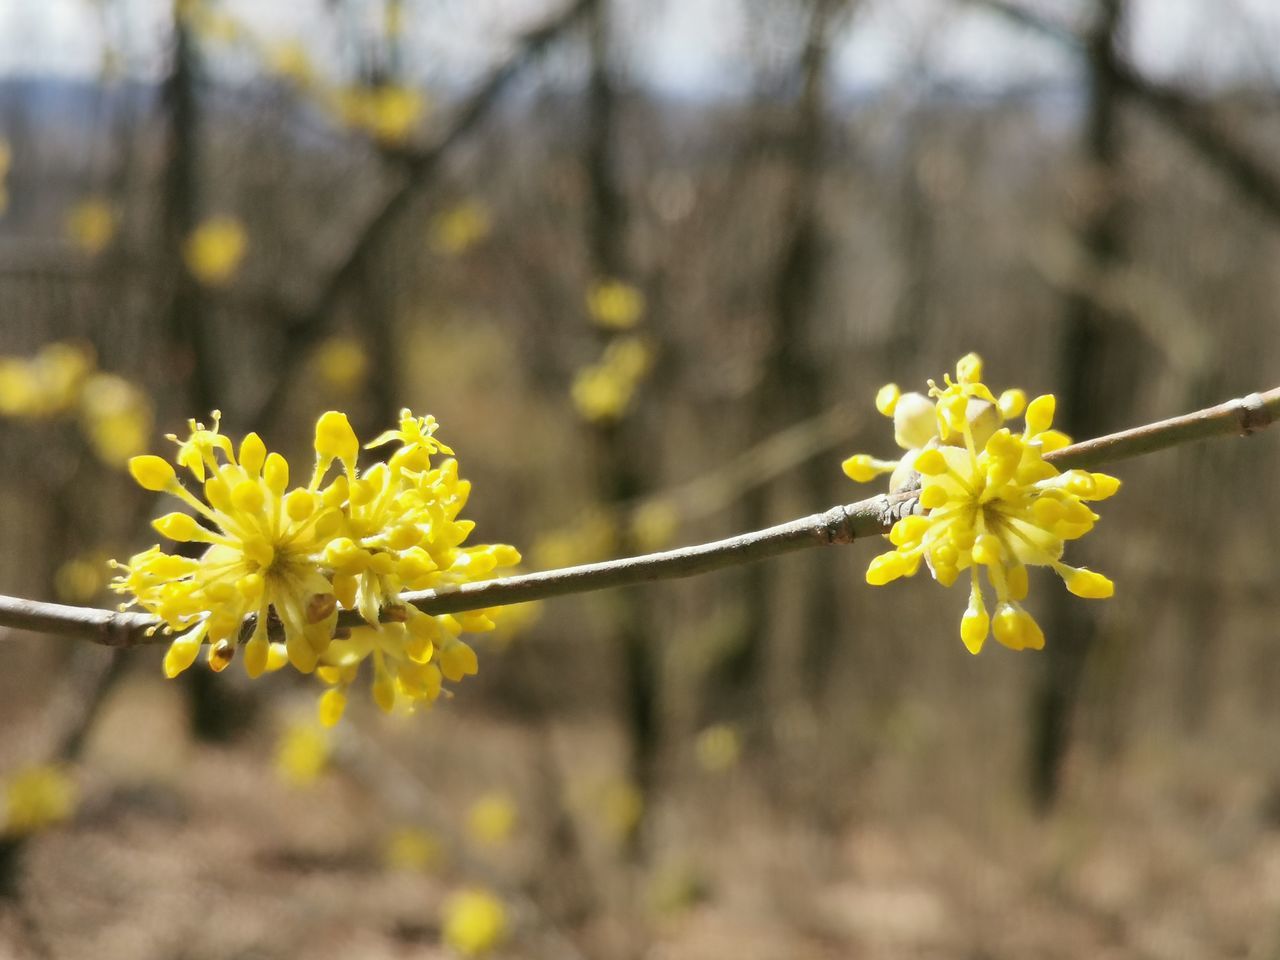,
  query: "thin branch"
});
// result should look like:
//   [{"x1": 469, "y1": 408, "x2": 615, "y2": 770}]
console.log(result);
[{"x1": 0, "y1": 386, "x2": 1276, "y2": 648}]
